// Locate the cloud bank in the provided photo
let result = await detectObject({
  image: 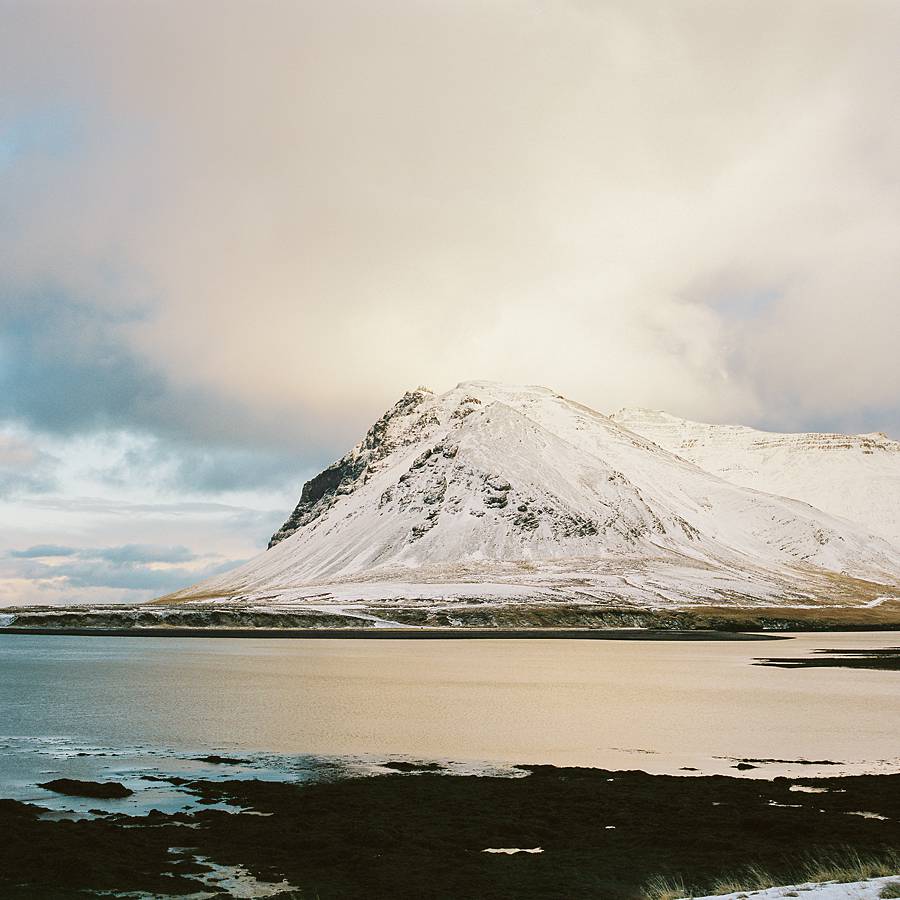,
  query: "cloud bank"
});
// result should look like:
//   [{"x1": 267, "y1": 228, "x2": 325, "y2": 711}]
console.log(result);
[
  {"x1": 1, "y1": 1, "x2": 898, "y2": 604},
  {"x1": 3, "y1": 542, "x2": 246, "y2": 601},
  {"x1": 1, "y1": 0, "x2": 898, "y2": 443}
]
